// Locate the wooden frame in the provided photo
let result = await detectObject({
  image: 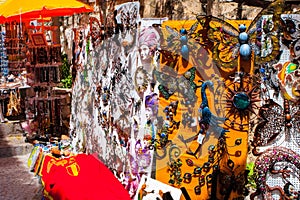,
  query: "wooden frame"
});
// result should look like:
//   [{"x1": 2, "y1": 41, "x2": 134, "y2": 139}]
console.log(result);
[{"x1": 31, "y1": 33, "x2": 47, "y2": 46}]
